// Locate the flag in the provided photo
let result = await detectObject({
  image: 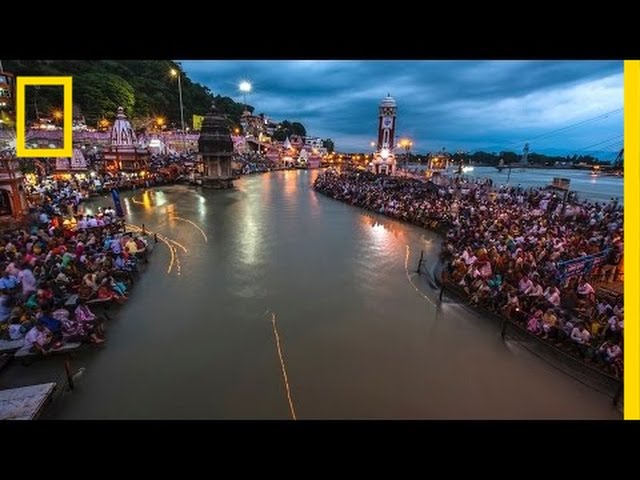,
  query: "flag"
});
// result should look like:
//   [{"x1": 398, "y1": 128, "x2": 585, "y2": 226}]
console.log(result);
[
  {"x1": 192, "y1": 114, "x2": 204, "y2": 131},
  {"x1": 111, "y1": 188, "x2": 124, "y2": 218}
]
